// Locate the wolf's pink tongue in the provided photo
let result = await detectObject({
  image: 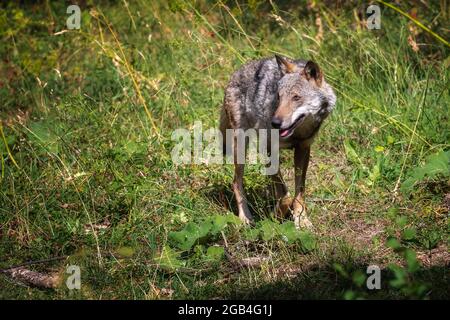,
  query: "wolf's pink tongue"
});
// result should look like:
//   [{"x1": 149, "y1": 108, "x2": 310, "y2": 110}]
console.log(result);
[{"x1": 280, "y1": 129, "x2": 289, "y2": 137}]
